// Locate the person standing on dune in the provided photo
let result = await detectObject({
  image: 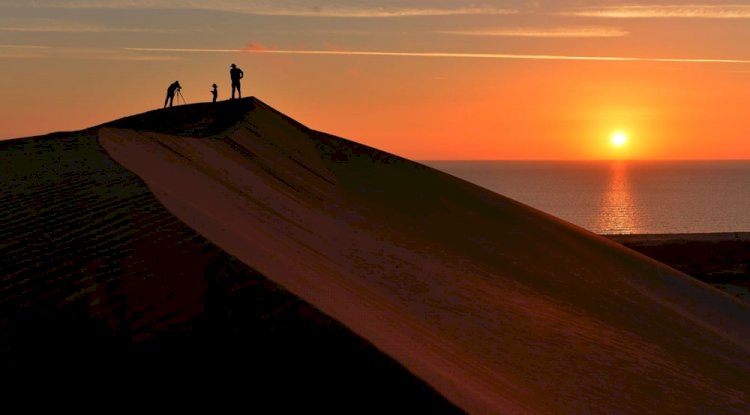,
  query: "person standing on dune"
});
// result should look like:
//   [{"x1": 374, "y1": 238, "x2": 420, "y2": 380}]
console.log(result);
[
  {"x1": 230, "y1": 63, "x2": 244, "y2": 99},
  {"x1": 211, "y1": 83, "x2": 218, "y2": 103}
]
